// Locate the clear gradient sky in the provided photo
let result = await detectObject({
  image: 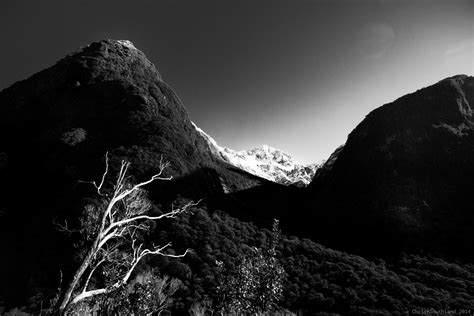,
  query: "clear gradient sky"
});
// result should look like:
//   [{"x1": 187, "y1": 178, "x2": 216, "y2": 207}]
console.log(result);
[{"x1": 0, "y1": 0, "x2": 472, "y2": 163}]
